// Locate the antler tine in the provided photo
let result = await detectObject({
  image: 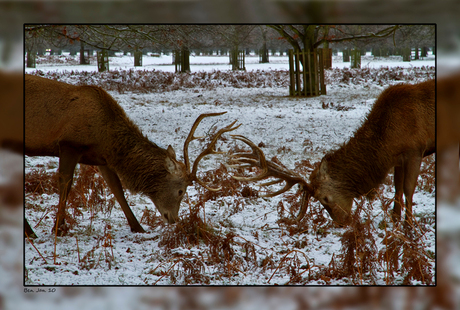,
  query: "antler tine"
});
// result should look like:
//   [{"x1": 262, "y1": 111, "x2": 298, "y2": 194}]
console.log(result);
[
  {"x1": 184, "y1": 112, "x2": 227, "y2": 174},
  {"x1": 230, "y1": 134, "x2": 309, "y2": 195},
  {"x1": 188, "y1": 114, "x2": 241, "y2": 191},
  {"x1": 229, "y1": 135, "x2": 268, "y2": 181},
  {"x1": 296, "y1": 190, "x2": 311, "y2": 221},
  {"x1": 230, "y1": 134, "x2": 314, "y2": 221}
]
